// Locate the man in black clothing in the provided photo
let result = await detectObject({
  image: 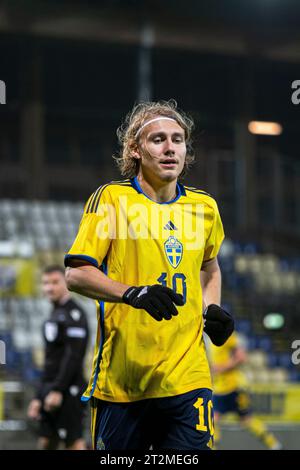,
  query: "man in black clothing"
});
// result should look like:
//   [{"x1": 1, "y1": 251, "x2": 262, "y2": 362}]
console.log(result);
[{"x1": 27, "y1": 265, "x2": 89, "y2": 450}]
